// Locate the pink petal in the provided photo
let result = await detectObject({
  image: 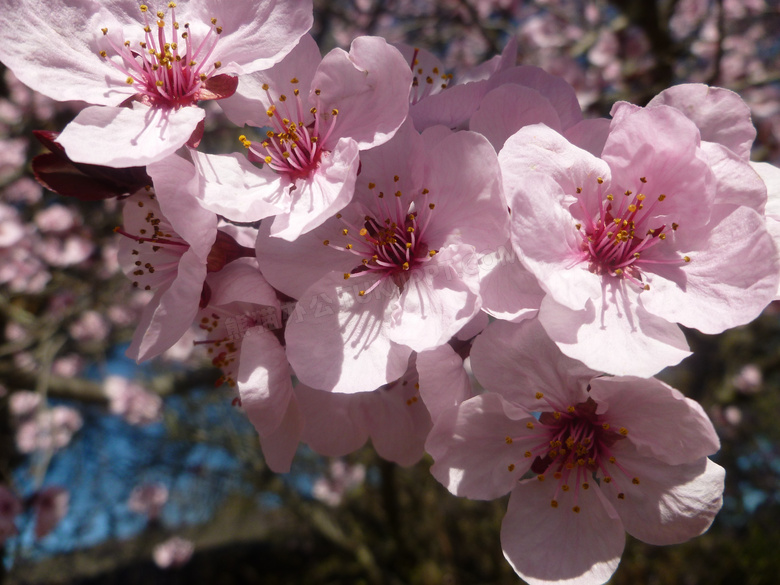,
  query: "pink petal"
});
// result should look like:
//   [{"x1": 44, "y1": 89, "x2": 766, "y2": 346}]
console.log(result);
[
  {"x1": 58, "y1": 105, "x2": 205, "y2": 167},
  {"x1": 258, "y1": 394, "x2": 303, "y2": 473},
  {"x1": 416, "y1": 344, "x2": 472, "y2": 421},
  {"x1": 601, "y1": 444, "x2": 725, "y2": 546},
  {"x1": 501, "y1": 479, "x2": 624, "y2": 585},
  {"x1": 426, "y1": 393, "x2": 537, "y2": 500},
  {"x1": 538, "y1": 295, "x2": 691, "y2": 377},
  {"x1": 297, "y1": 383, "x2": 370, "y2": 456},
  {"x1": 469, "y1": 84, "x2": 562, "y2": 151},
  {"x1": 284, "y1": 271, "x2": 412, "y2": 393},
  {"x1": 190, "y1": 151, "x2": 289, "y2": 222},
  {"x1": 478, "y1": 243, "x2": 545, "y2": 322},
  {"x1": 470, "y1": 319, "x2": 596, "y2": 410},
  {"x1": 647, "y1": 83, "x2": 756, "y2": 160},
  {"x1": 238, "y1": 327, "x2": 293, "y2": 438},
  {"x1": 588, "y1": 376, "x2": 720, "y2": 464},
  {"x1": 314, "y1": 36, "x2": 412, "y2": 150}
]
